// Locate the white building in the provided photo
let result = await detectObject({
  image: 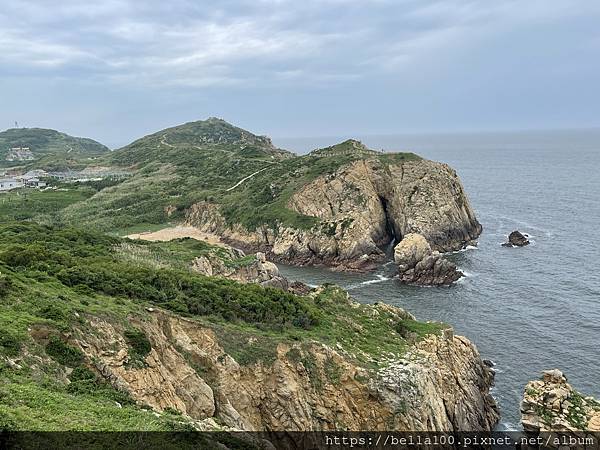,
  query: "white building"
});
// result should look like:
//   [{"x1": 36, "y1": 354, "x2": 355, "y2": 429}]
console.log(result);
[{"x1": 0, "y1": 178, "x2": 24, "y2": 191}]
